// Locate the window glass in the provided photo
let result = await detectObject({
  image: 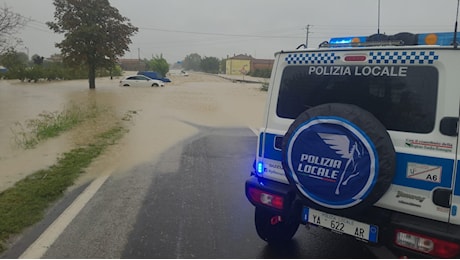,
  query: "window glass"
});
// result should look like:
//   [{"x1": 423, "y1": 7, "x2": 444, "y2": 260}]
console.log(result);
[{"x1": 277, "y1": 65, "x2": 438, "y2": 133}]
